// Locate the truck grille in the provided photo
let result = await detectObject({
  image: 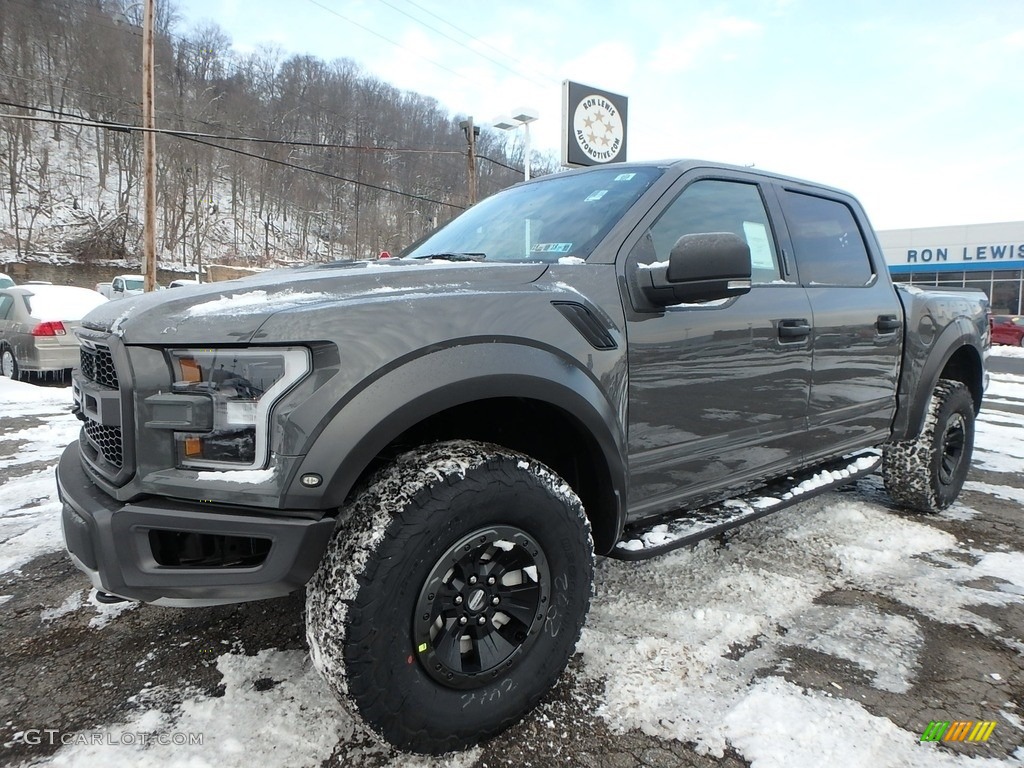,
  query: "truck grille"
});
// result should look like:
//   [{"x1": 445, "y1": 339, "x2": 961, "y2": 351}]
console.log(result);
[
  {"x1": 83, "y1": 418, "x2": 124, "y2": 468},
  {"x1": 80, "y1": 345, "x2": 118, "y2": 389},
  {"x1": 75, "y1": 335, "x2": 131, "y2": 480}
]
